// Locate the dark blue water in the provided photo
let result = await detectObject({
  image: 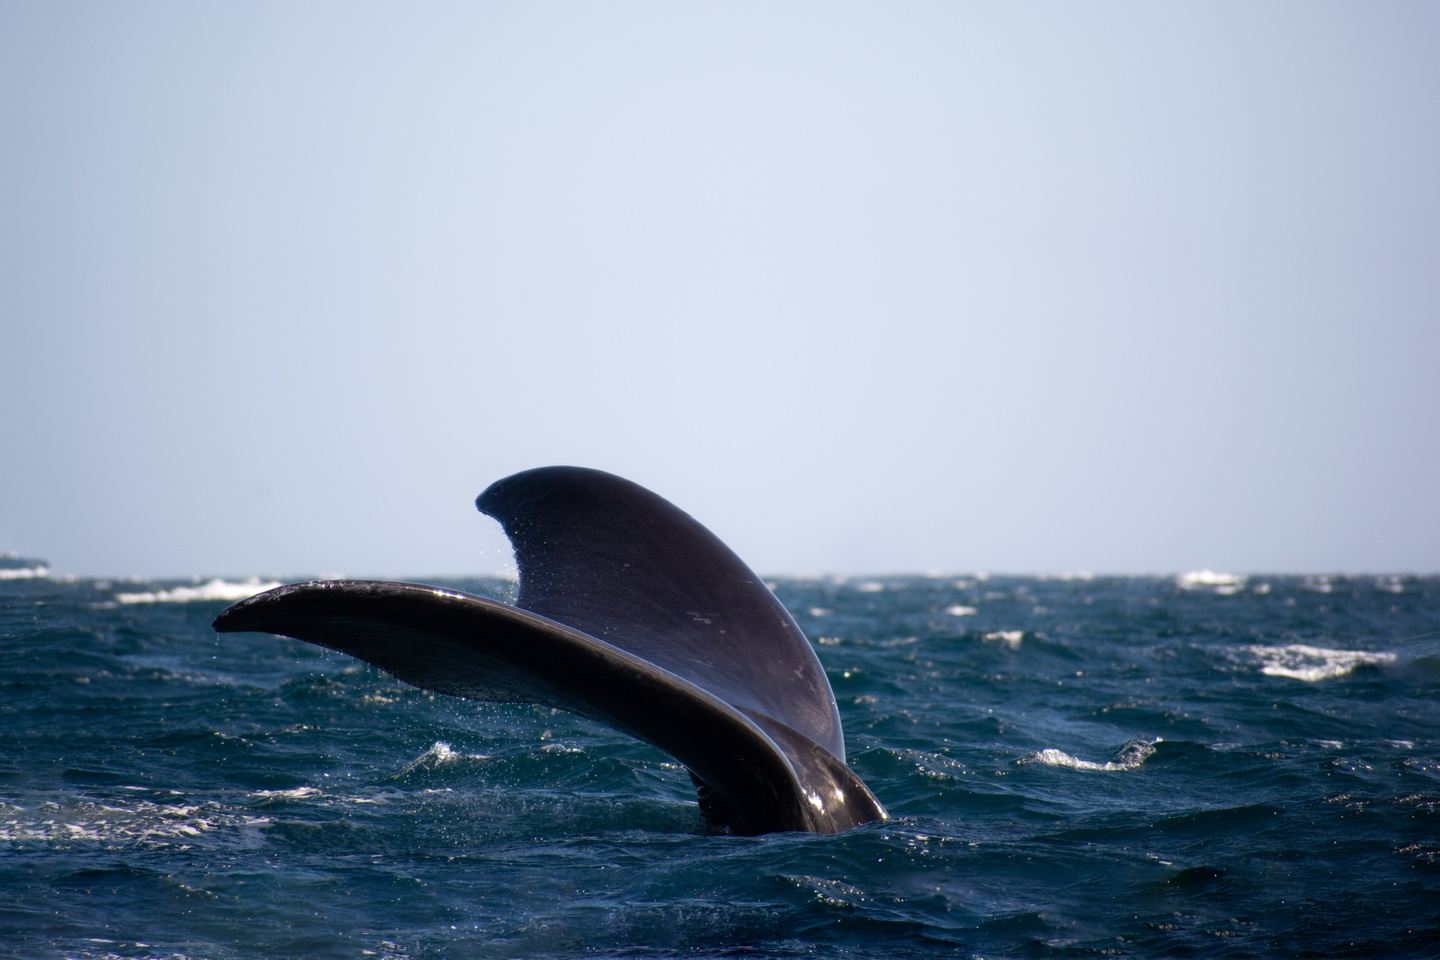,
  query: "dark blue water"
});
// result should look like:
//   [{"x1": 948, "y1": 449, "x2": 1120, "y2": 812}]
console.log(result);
[{"x1": 4, "y1": 570, "x2": 1438, "y2": 958}]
